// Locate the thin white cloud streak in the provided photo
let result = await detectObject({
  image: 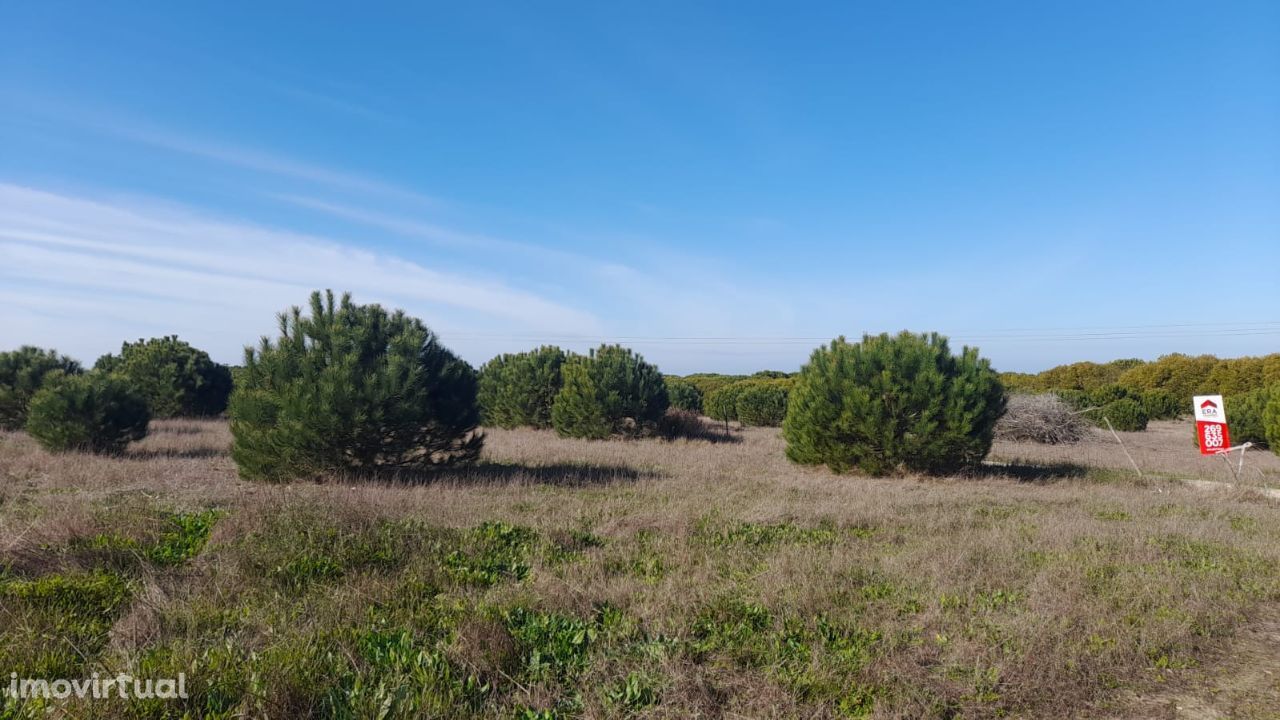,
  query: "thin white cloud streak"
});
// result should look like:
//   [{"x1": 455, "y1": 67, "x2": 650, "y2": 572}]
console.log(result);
[{"x1": 0, "y1": 184, "x2": 601, "y2": 364}]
